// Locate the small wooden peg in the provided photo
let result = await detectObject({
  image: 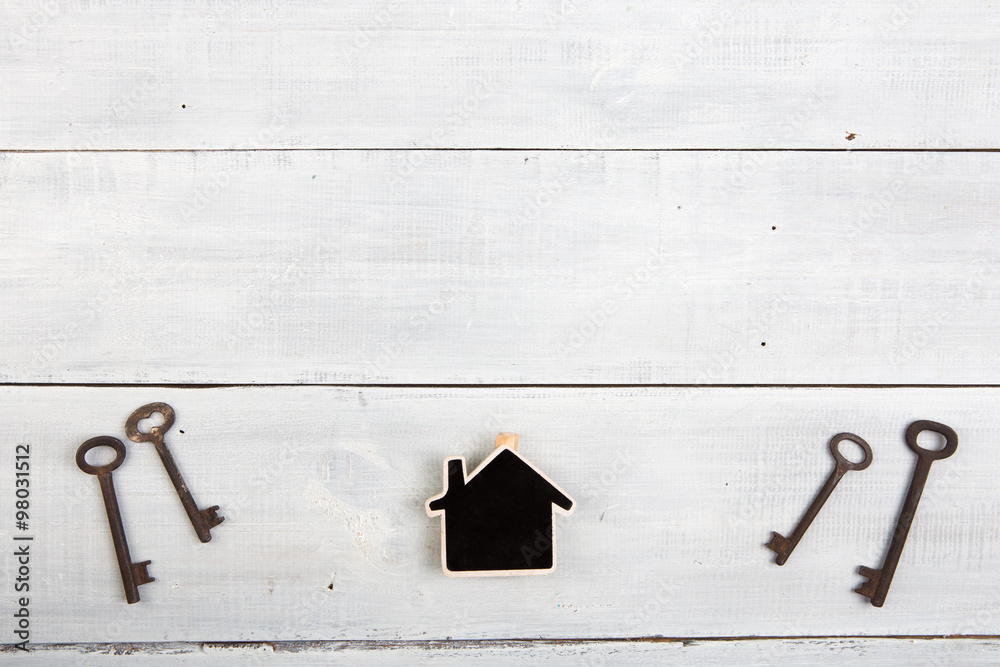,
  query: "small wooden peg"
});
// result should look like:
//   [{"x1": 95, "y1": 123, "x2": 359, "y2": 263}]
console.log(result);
[{"x1": 495, "y1": 432, "x2": 520, "y2": 452}]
